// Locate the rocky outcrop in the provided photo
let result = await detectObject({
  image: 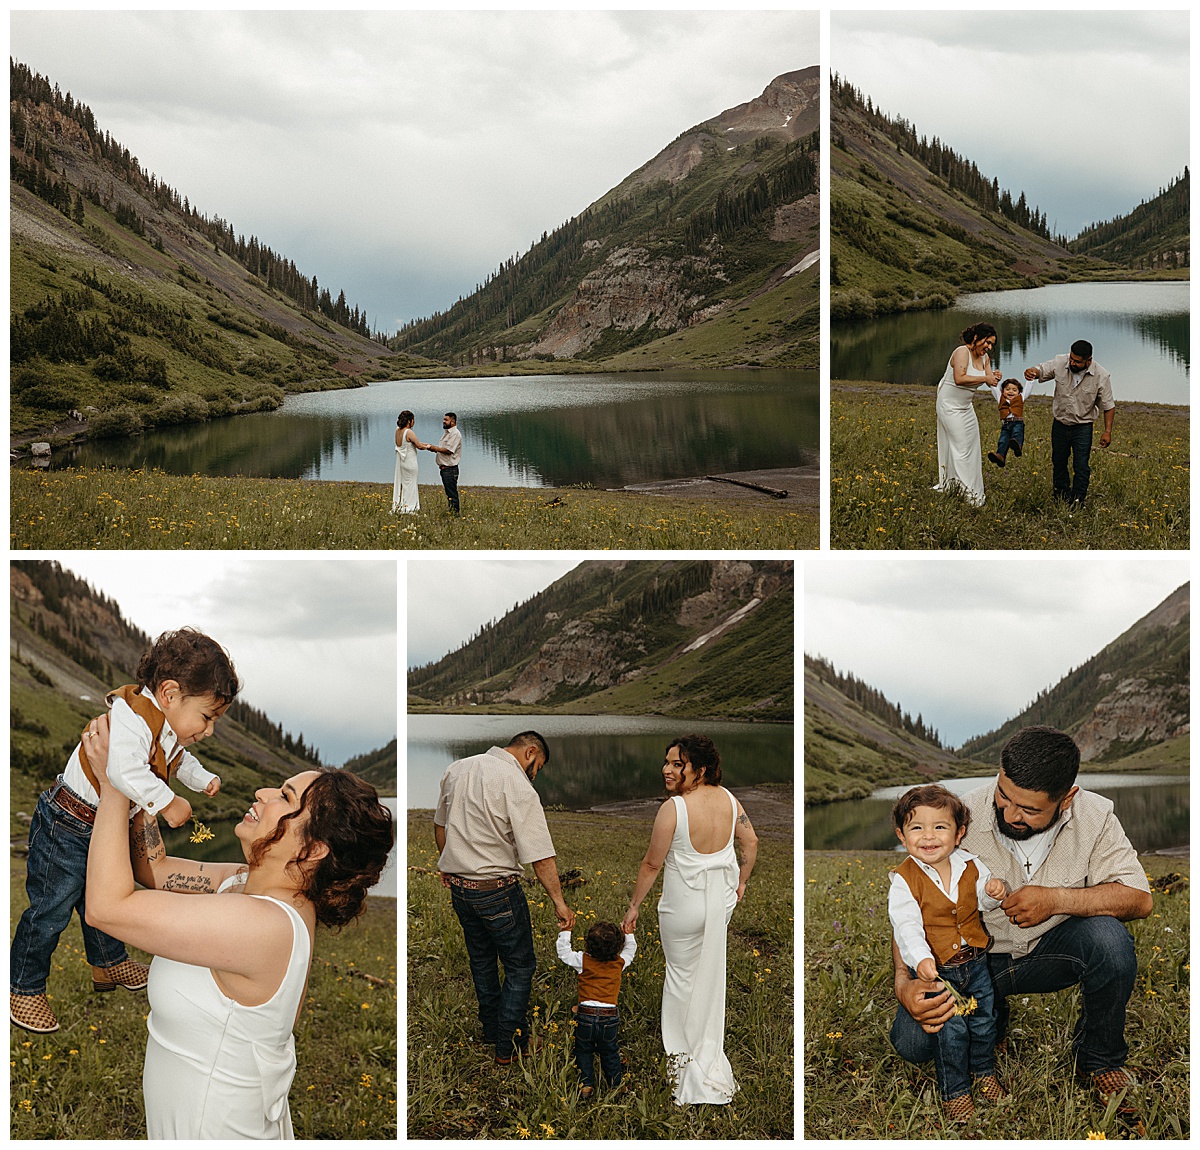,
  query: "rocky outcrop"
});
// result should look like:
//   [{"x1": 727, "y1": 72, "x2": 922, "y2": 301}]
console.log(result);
[
  {"x1": 1073, "y1": 676, "x2": 1190, "y2": 761},
  {"x1": 498, "y1": 619, "x2": 643, "y2": 704},
  {"x1": 530, "y1": 246, "x2": 711, "y2": 359}
]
